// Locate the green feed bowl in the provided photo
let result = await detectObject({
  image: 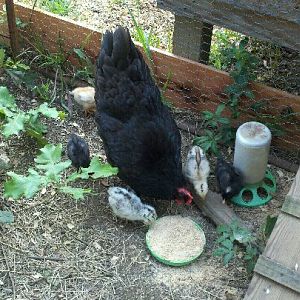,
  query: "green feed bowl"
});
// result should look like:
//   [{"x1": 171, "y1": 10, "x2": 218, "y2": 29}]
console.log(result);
[
  {"x1": 231, "y1": 169, "x2": 276, "y2": 207},
  {"x1": 146, "y1": 217, "x2": 206, "y2": 267}
]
